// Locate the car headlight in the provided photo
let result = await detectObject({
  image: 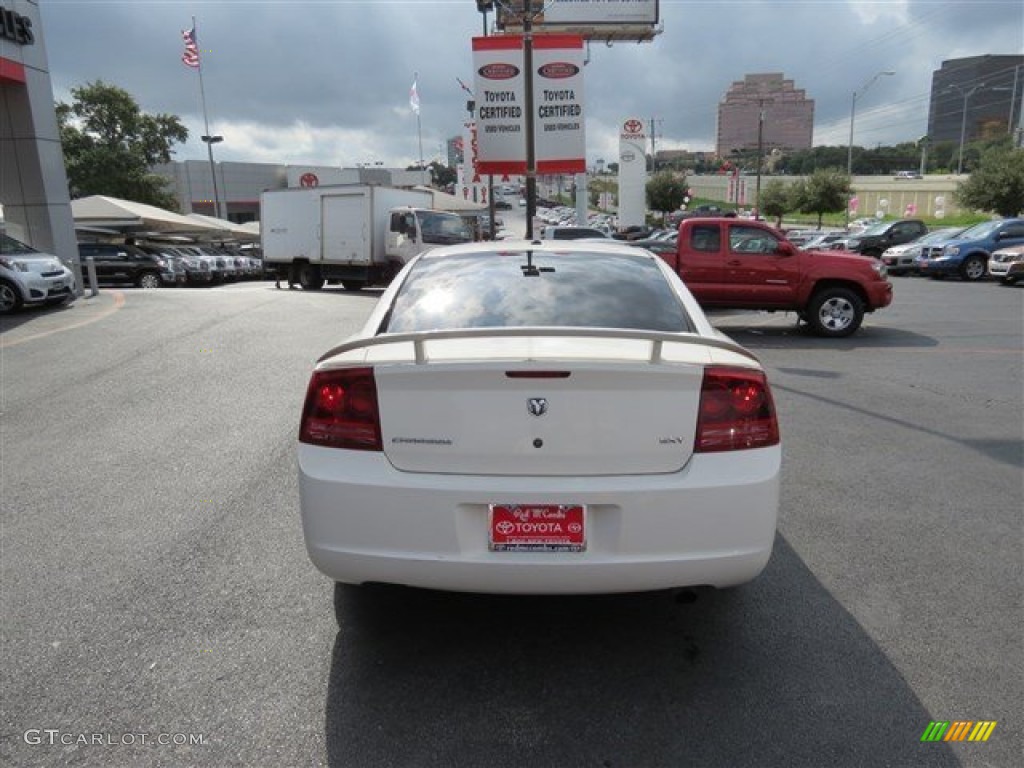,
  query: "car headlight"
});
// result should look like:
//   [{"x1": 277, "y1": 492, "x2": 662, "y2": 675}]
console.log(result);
[
  {"x1": 848, "y1": 239, "x2": 861, "y2": 249},
  {"x1": 871, "y1": 262, "x2": 888, "y2": 277},
  {"x1": 943, "y1": 245, "x2": 960, "y2": 257},
  {"x1": 0, "y1": 257, "x2": 30, "y2": 272}
]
